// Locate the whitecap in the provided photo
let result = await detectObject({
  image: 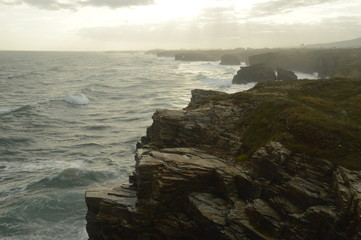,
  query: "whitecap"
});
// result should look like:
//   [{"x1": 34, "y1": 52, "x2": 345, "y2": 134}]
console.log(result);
[
  {"x1": 294, "y1": 71, "x2": 319, "y2": 79},
  {"x1": 63, "y1": 94, "x2": 89, "y2": 105},
  {"x1": 0, "y1": 107, "x2": 13, "y2": 114}
]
